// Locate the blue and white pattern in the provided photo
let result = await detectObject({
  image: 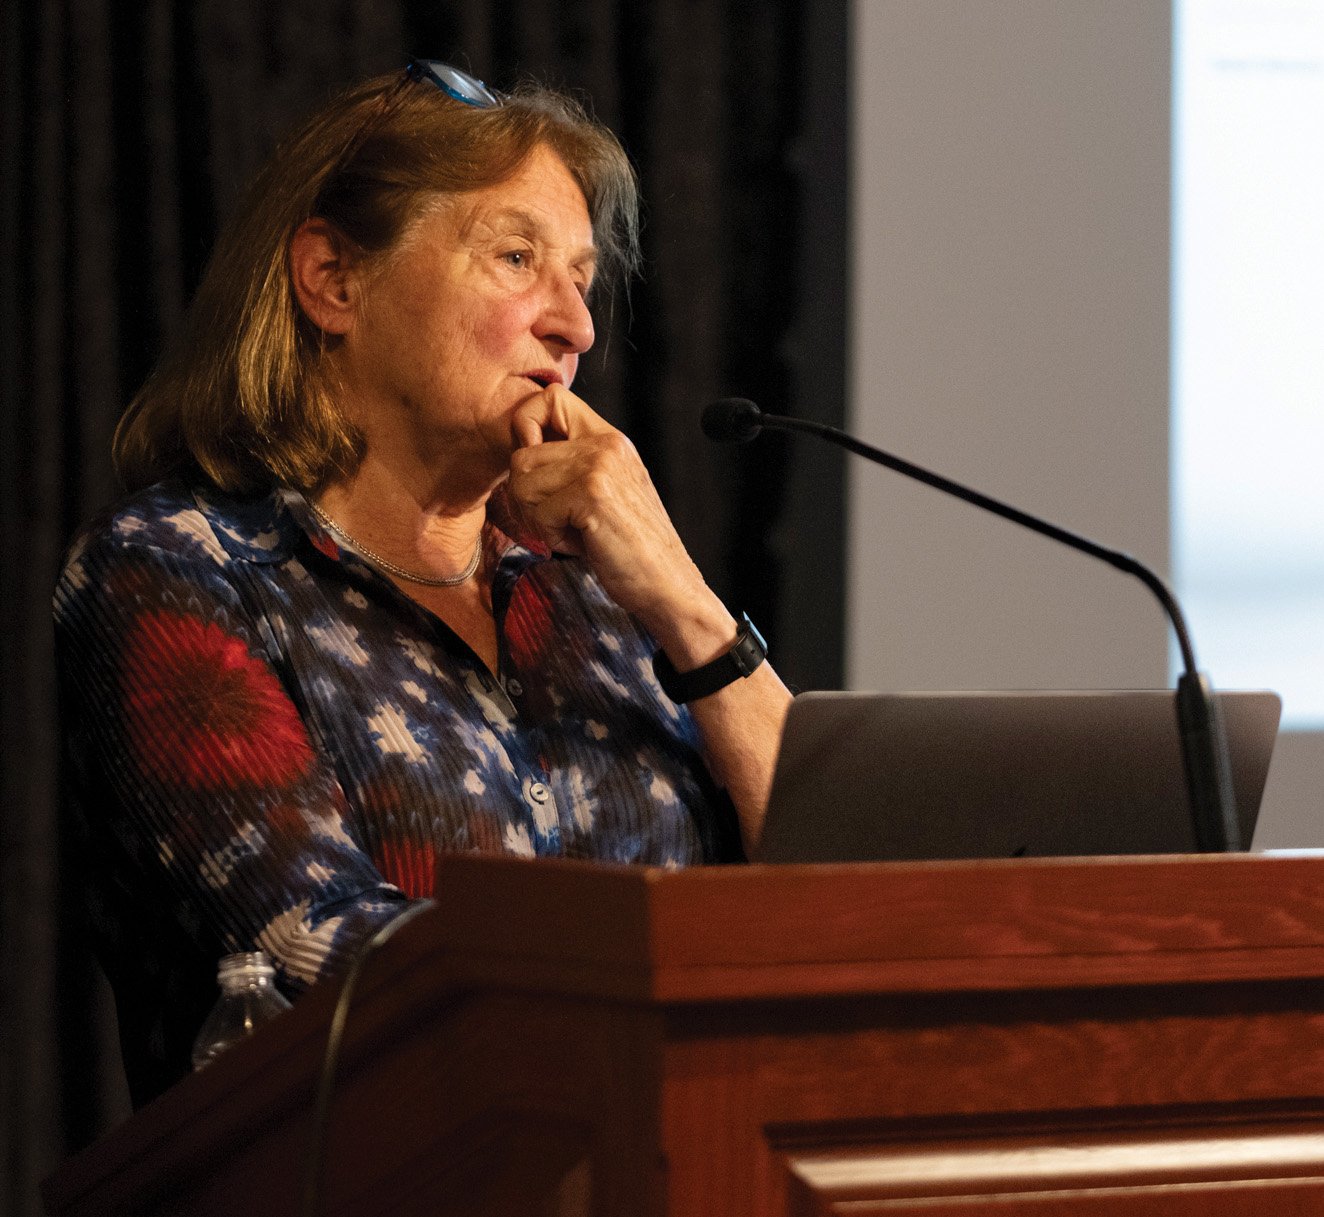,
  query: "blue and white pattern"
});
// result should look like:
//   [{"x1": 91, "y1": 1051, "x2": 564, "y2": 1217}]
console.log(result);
[{"x1": 54, "y1": 478, "x2": 741, "y2": 1105}]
